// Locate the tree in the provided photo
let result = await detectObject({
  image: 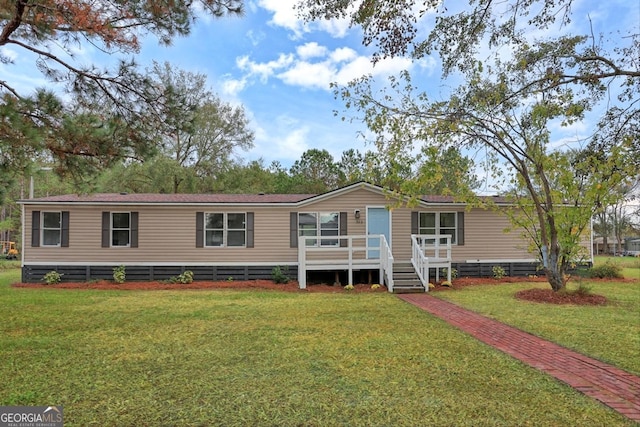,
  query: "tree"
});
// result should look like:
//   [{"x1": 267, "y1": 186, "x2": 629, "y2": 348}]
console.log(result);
[
  {"x1": 142, "y1": 62, "x2": 254, "y2": 193},
  {"x1": 336, "y1": 146, "x2": 479, "y2": 195},
  {"x1": 299, "y1": 0, "x2": 639, "y2": 290},
  {"x1": 289, "y1": 149, "x2": 343, "y2": 193},
  {"x1": 0, "y1": 1, "x2": 244, "y2": 198}
]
